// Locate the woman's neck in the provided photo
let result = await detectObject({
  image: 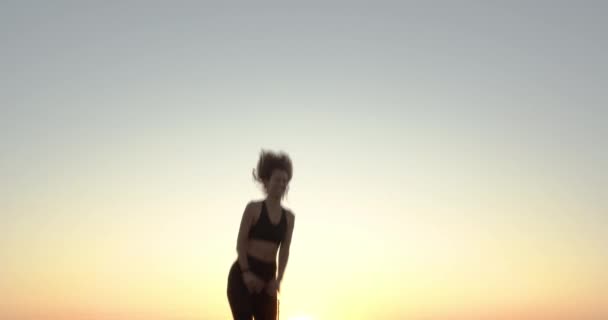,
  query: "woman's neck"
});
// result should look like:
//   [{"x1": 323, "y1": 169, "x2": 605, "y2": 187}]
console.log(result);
[{"x1": 265, "y1": 196, "x2": 281, "y2": 208}]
